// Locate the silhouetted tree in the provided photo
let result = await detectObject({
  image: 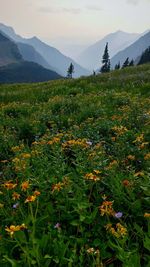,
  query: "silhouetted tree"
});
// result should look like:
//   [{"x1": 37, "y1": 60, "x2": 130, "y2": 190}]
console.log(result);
[
  {"x1": 129, "y1": 59, "x2": 134, "y2": 66},
  {"x1": 115, "y1": 62, "x2": 120, "y2": 70},
  {"x1": 67, "y1": 63, "x2": 74, "y2": 78},
  {"x1": 122, "y1": 57, "x2": 129, "y2": 68},
  {"x1": 101, "y1": 42, "x2": 110, "y2": 73},
  {"x1": 138, "y1": 46, "x2": 150, "y2": 65}
]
